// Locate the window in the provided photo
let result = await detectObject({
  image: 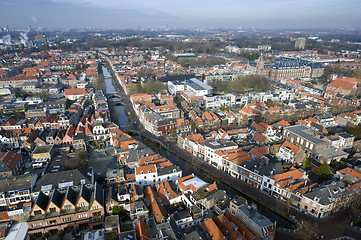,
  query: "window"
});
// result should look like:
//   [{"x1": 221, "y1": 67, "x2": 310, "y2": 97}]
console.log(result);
[
  {"x1": 47, "y1": 220, "x2": 57, "y2": 225},
  {"x1": 34, "y1": 210, "x2": 42, "y2": 216},
  {"x1": 49, "y1": 207, "x2": 56, "y2": 213},
  {"x1": 92, "y1": 212, "x2": 101, "y2": 217},
  {"x1": 32, "y1": 223, "x2": 42, "y2": 227},
  {"x1": 64, "y1": 205, "x2": 71, "y2": 210}
]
